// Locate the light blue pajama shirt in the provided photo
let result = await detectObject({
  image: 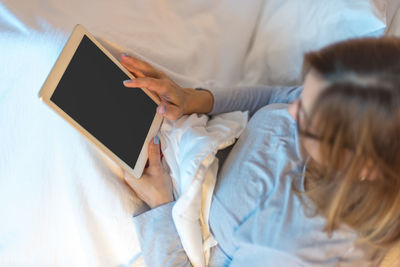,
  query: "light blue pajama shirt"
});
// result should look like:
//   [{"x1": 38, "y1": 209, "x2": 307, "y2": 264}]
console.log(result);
[{"x1": 132, "y1": 85, "x2": 384, "y2": 267}]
